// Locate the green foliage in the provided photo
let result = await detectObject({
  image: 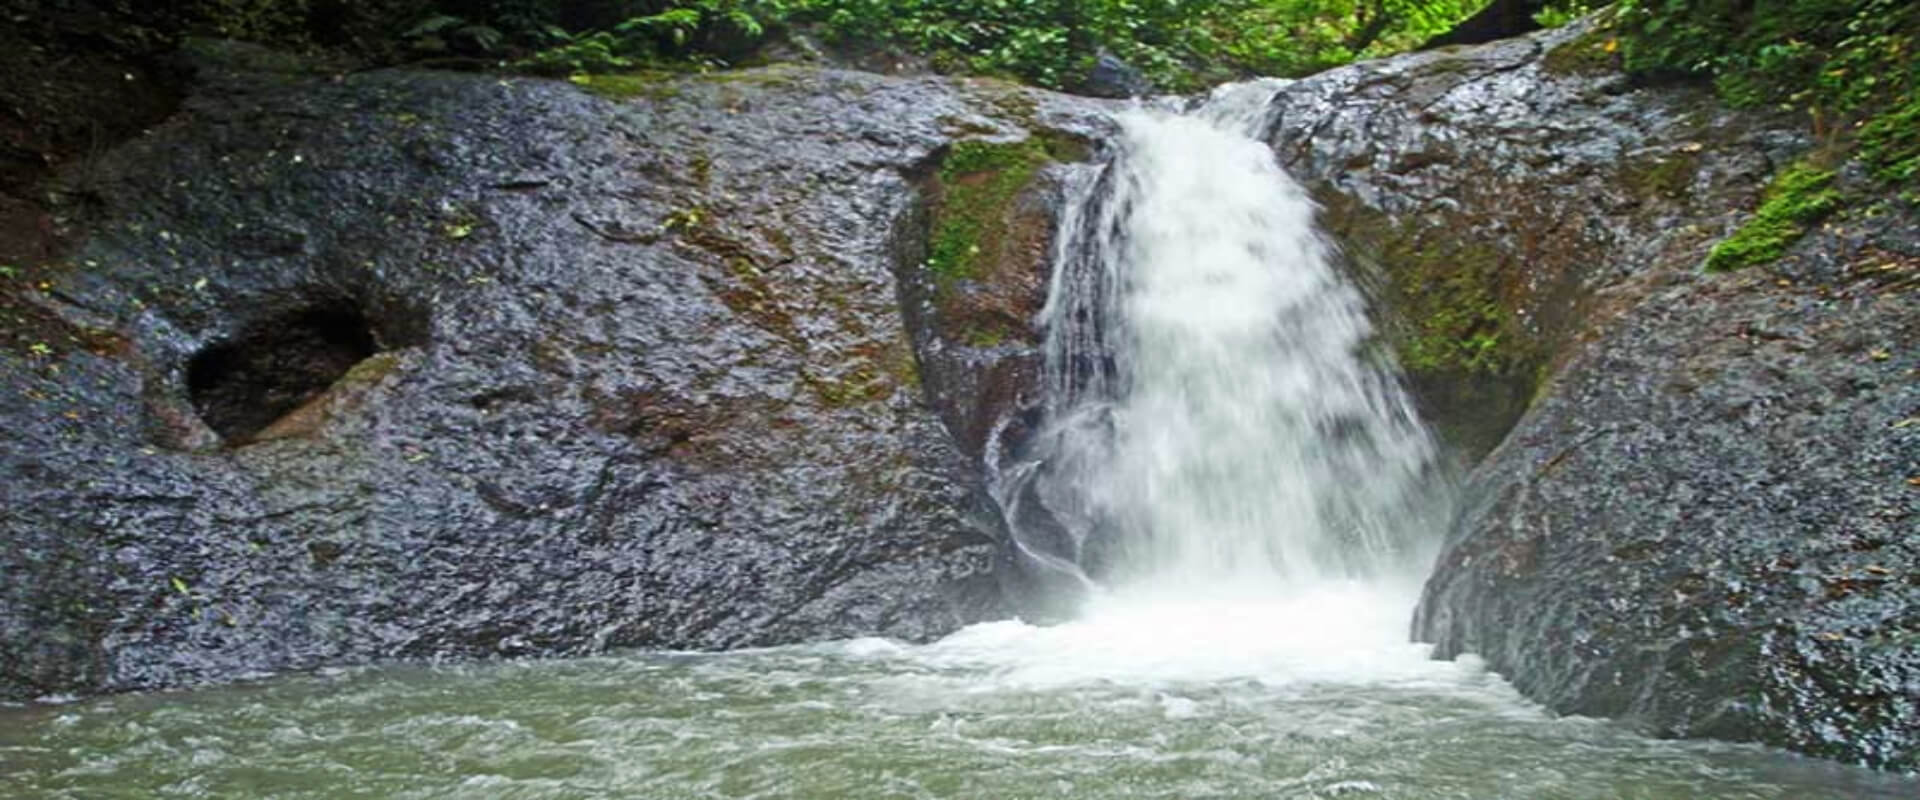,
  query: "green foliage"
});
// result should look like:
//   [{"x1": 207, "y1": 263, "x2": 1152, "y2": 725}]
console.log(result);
[
  {"x1": 789, "y1": 0, "x2": 1476, "y2": 90},
  {"x1": 80, "y1": 0, "x2": 1495, "y2": 91},
  {"x1": 519, "y1": 30, "x2": 637, "y2": 72},
  {"x1": 1614, "y1": 0, "x2": 1917, "y2": 118},
  {"x1": 508, "y1": 0, "x2": 791, "y2": 73},
  {"x1": 498, "y1": 0, "x2": 1477, "y2": 90},
  {"x1": 1703, "y1": 162, "x2": 1842, "y2": 272},
  {"x1": 1189, "y1": 0, "x2": 1476, "y2": 82},
  {"x1": 1531, "y1": 1, "x2": 1596, "y2": 28},
  {"x1": 402, "y1": 13, "x2": 507, "y2": 53},
  {"x1": 1858, "y1": 91, "x2": 1920, "y2": 184},
  {"x1": 191, "y1": 0, "x2": 316, "y2": 44},
  {"x1": 1613, "y1": 2, "x2": 1917, "y2": 268}
]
